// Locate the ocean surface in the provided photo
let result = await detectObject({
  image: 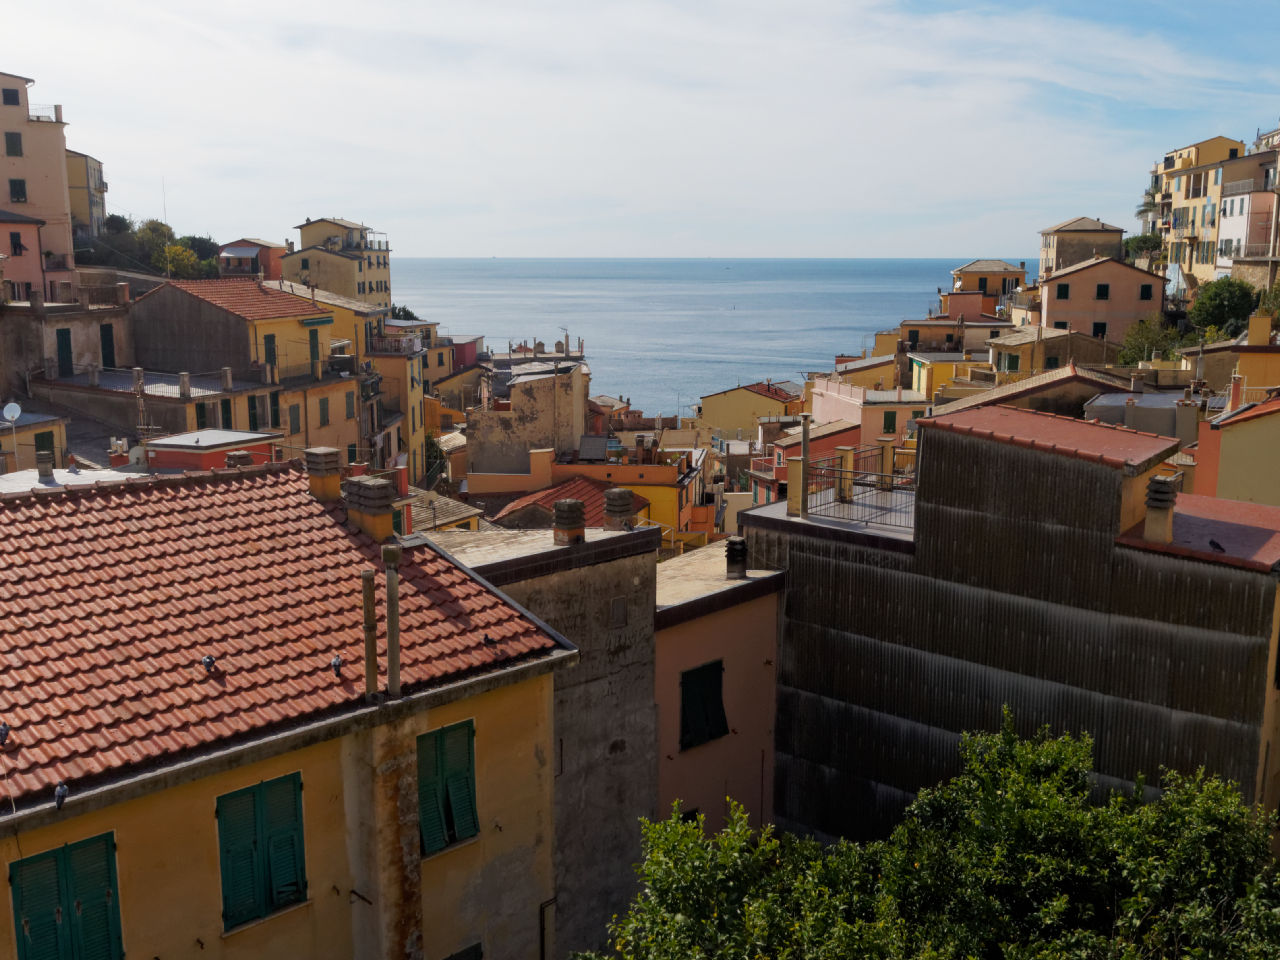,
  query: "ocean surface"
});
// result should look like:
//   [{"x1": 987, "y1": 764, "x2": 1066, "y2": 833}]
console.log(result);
[{"x1": 392, "y1": 259, "x2": 1026, "y2": 417}]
